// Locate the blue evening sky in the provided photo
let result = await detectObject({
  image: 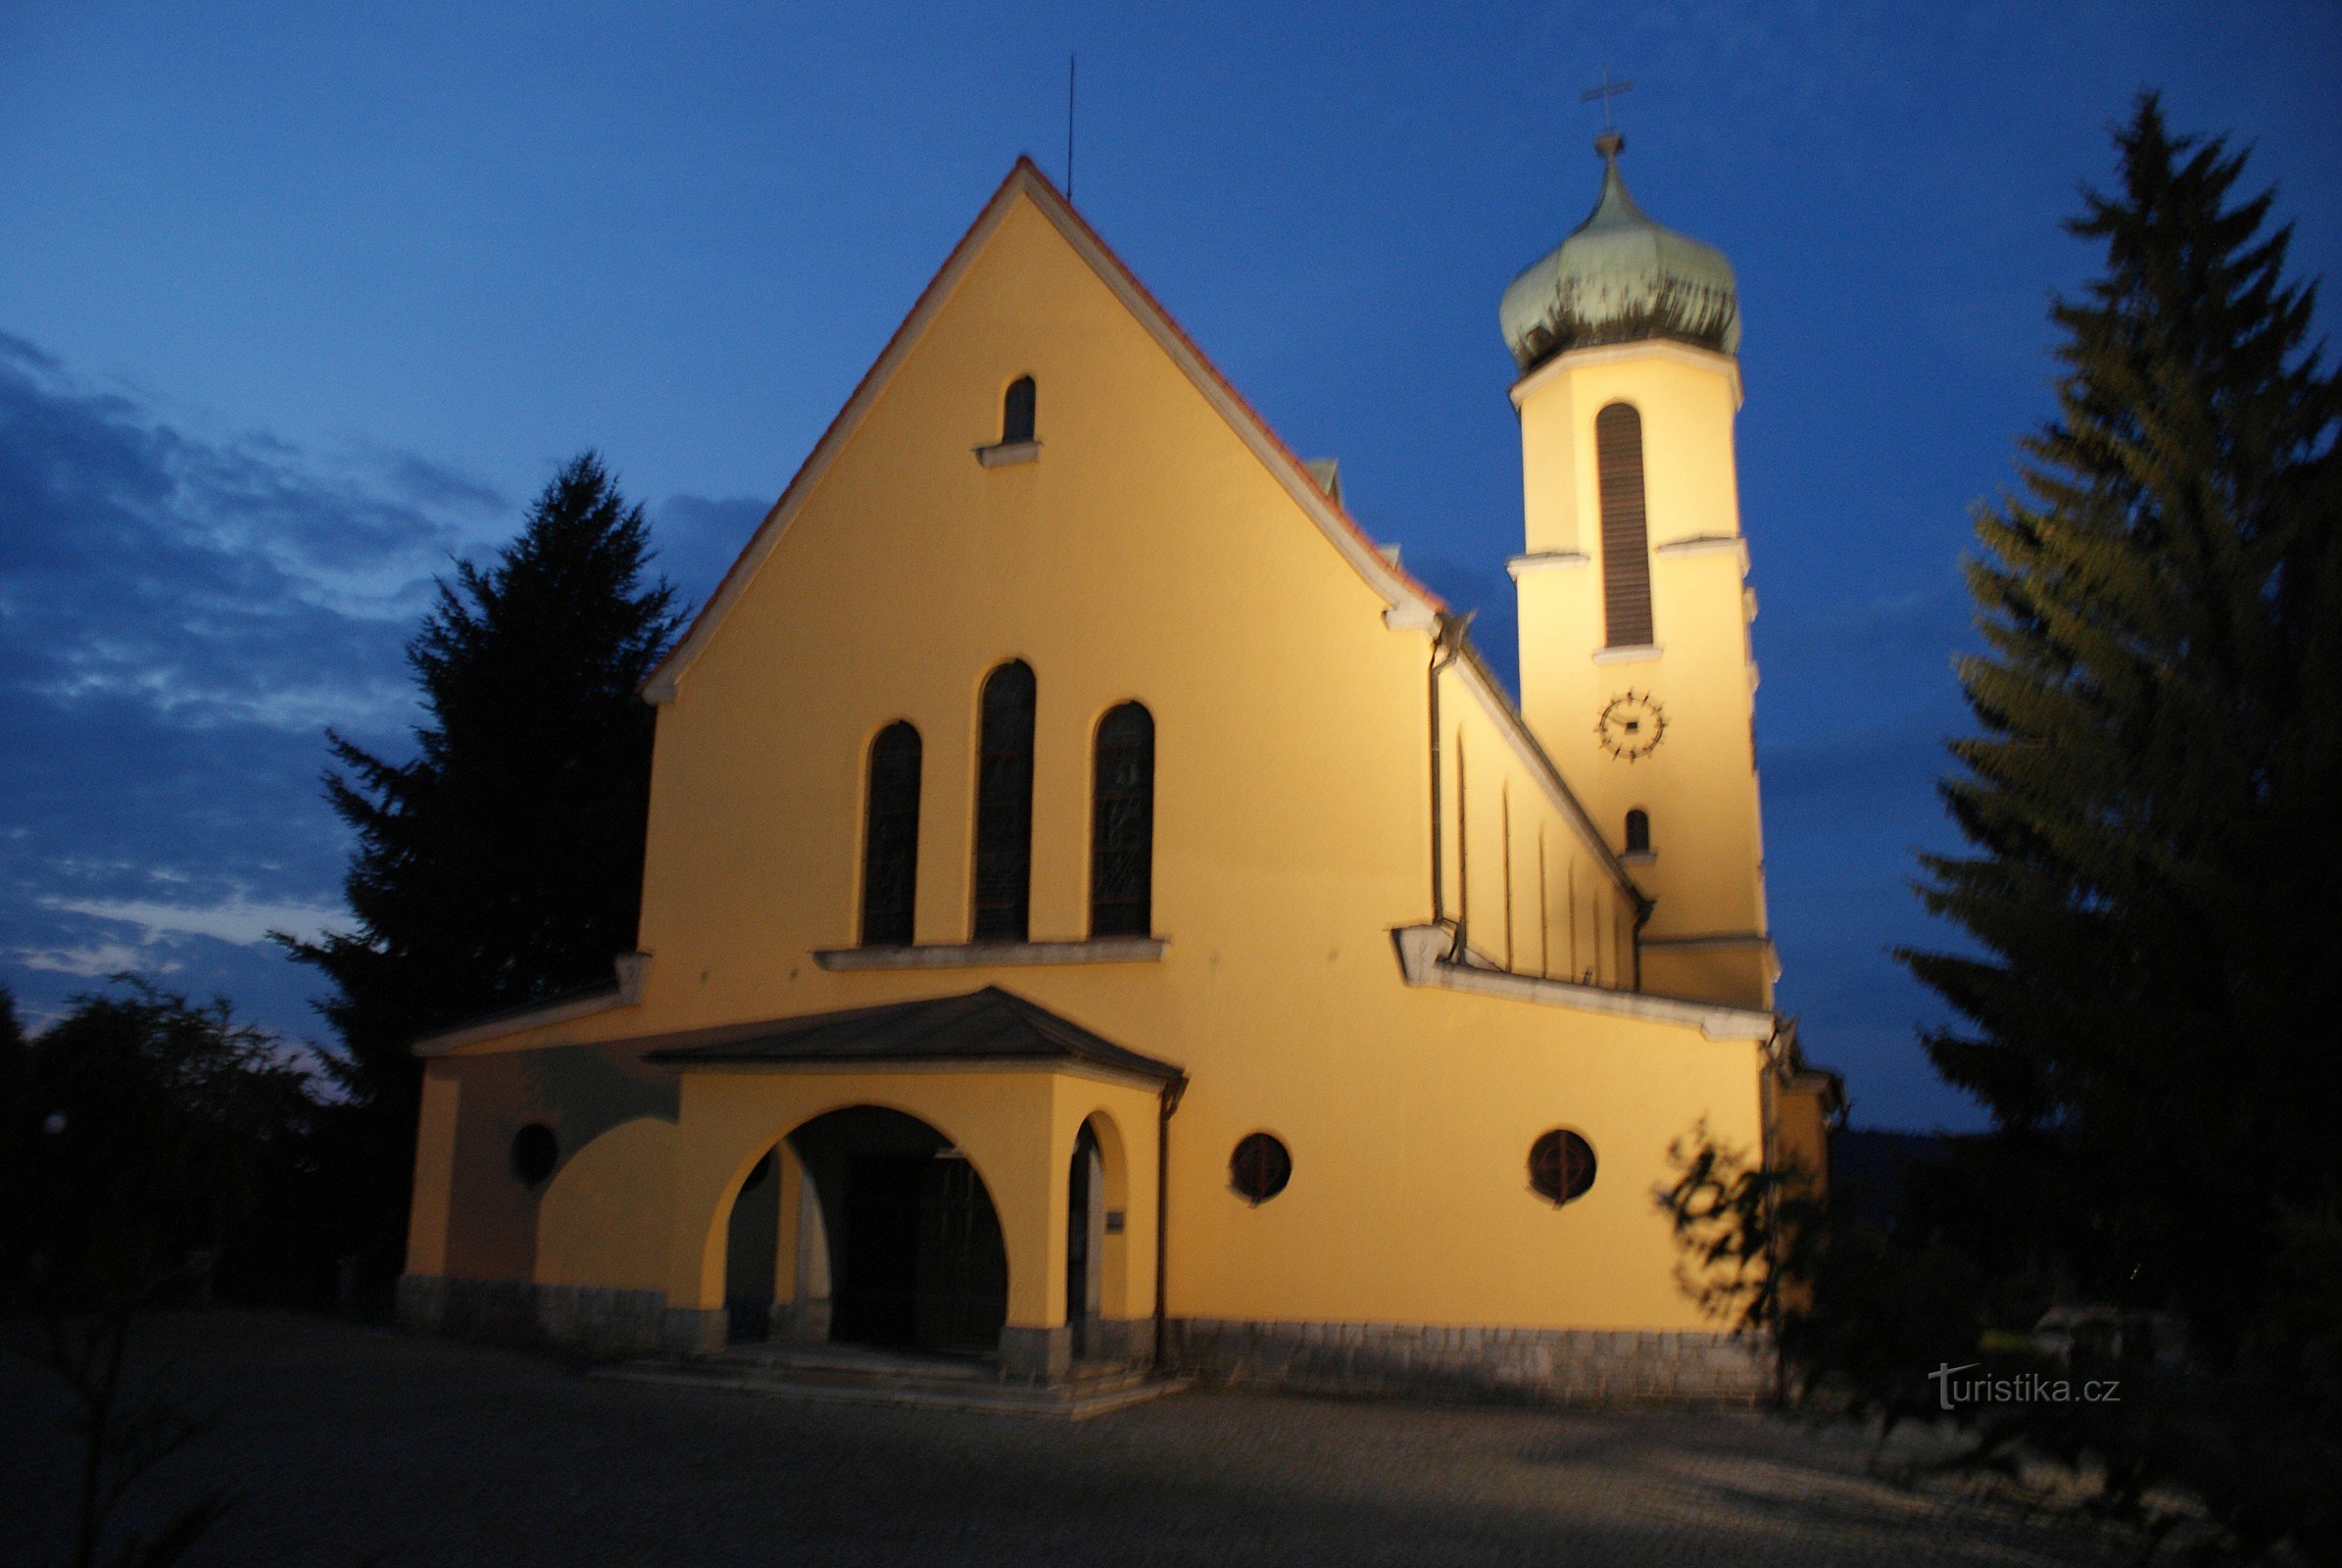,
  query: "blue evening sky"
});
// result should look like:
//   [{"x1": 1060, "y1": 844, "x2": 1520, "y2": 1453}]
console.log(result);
[{"x1": 2, "y1": 1, "x2": 2335, "y2": 1129}]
